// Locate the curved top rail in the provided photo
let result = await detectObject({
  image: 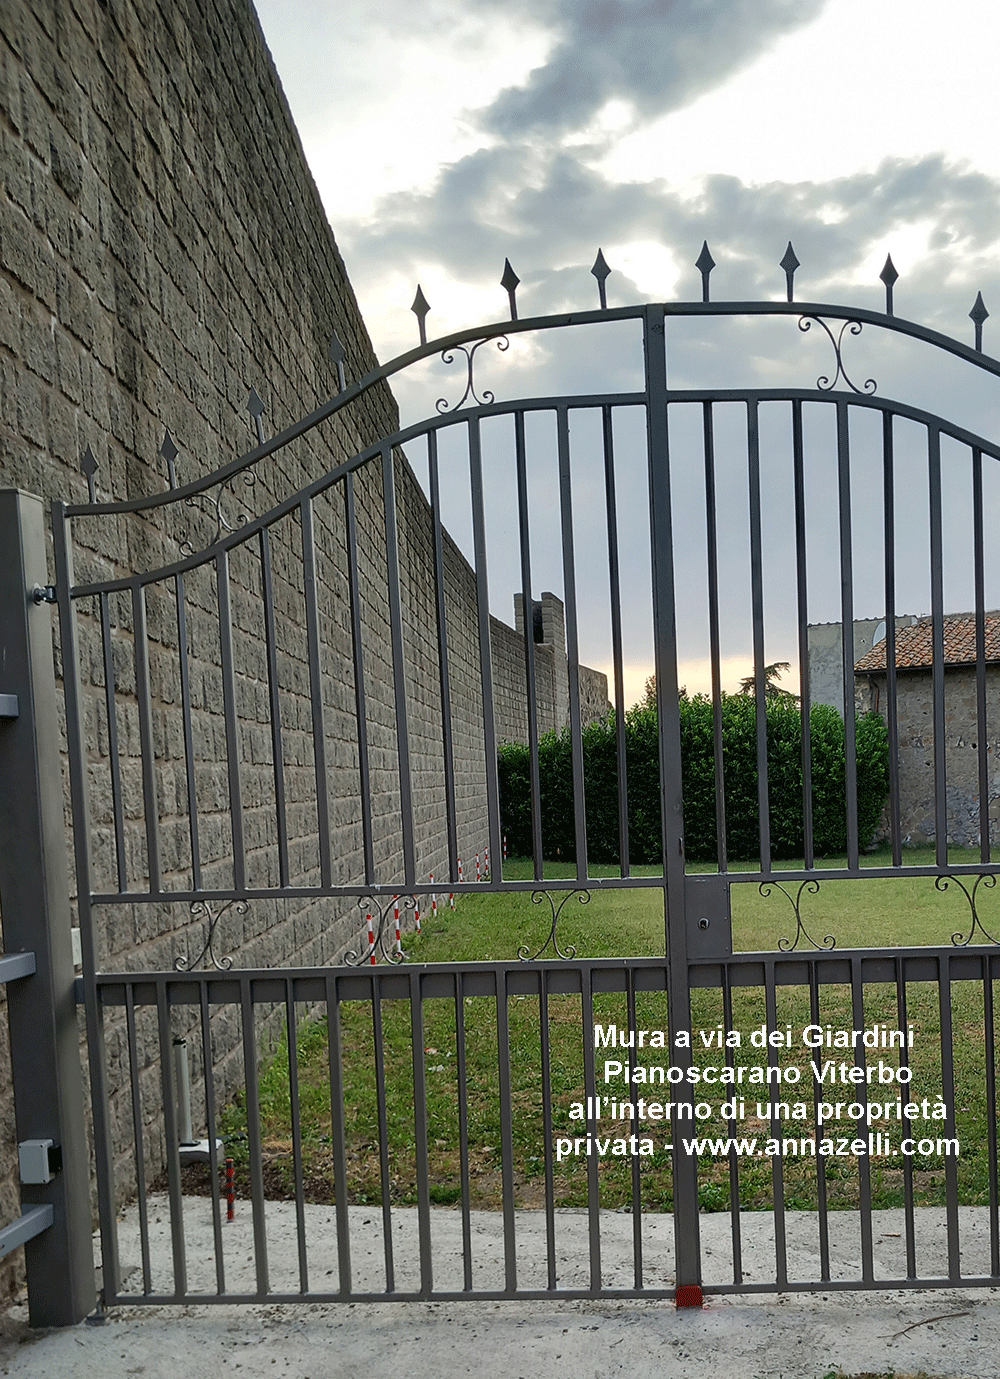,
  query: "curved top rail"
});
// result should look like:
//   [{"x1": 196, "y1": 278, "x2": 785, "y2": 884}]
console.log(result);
[
  {"x1": 63, "y1": 384, "x2": 1000, "y2": 600},
  {"x1": 62, "y1": 298, "x2": 1000, "y2": 520}
]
